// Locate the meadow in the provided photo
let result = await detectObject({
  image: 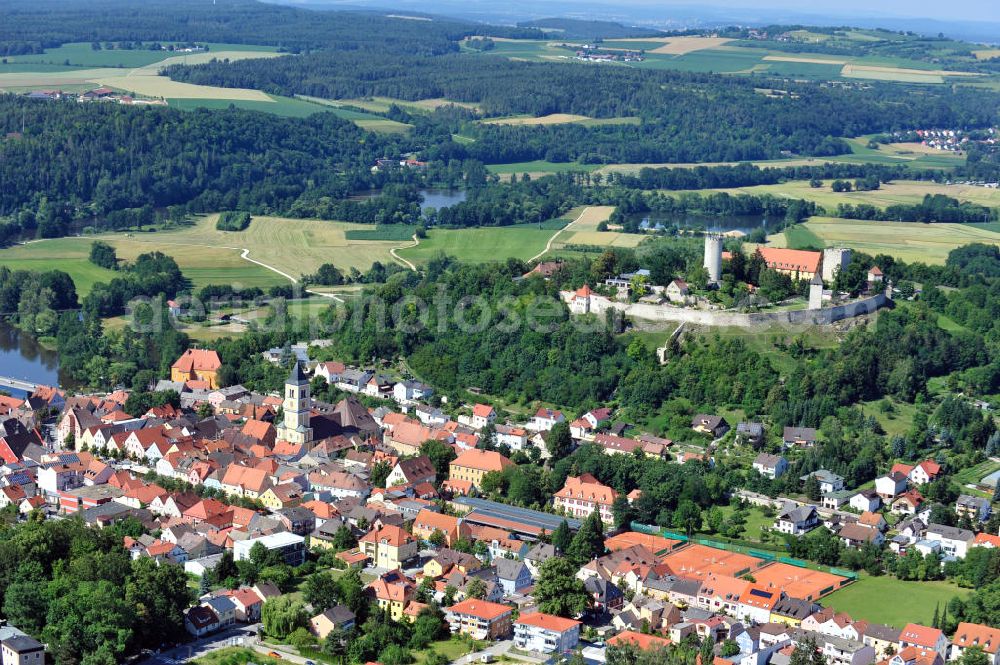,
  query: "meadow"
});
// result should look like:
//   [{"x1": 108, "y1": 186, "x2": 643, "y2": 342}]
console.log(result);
[
  {"x1": 663, "y1": 180, "x2": 1000, "y2": 211},
  {"x1": 0, "y1": 215, "x2": 405, "y2": 295},
  {"x1": 395, "y1": 226, "x2": 554, "y2": 265},
  {"x1": 823, "y1": 574, "x2": 971, "y2": 627},
  {"x1": 777, "y1": 217, "x2": 1000, "y2": 263},
  {"x1": 0, "y1": 42, "x2": 278, "y2": 70},
  {"x1": 554, "y1": 206, "x2": 642, "y2": 248}
]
